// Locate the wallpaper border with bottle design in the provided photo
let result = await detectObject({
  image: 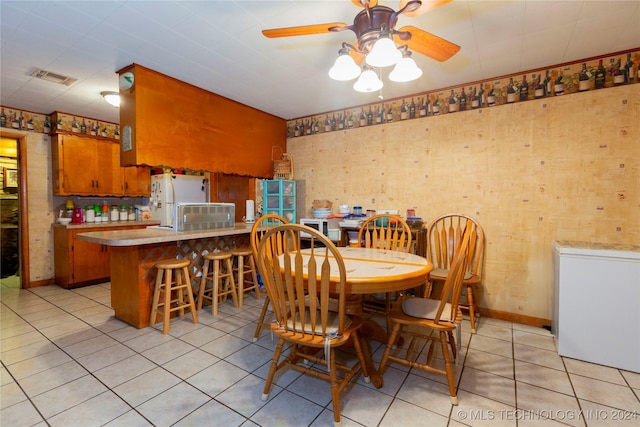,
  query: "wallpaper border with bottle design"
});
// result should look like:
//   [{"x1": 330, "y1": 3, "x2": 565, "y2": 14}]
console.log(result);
[
  {"x1": 0, "y1": 109, "x2": 120, "y2": 141},
  {"x1": 286, "y1": 49, "x2": 640, "y2": 137}
]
